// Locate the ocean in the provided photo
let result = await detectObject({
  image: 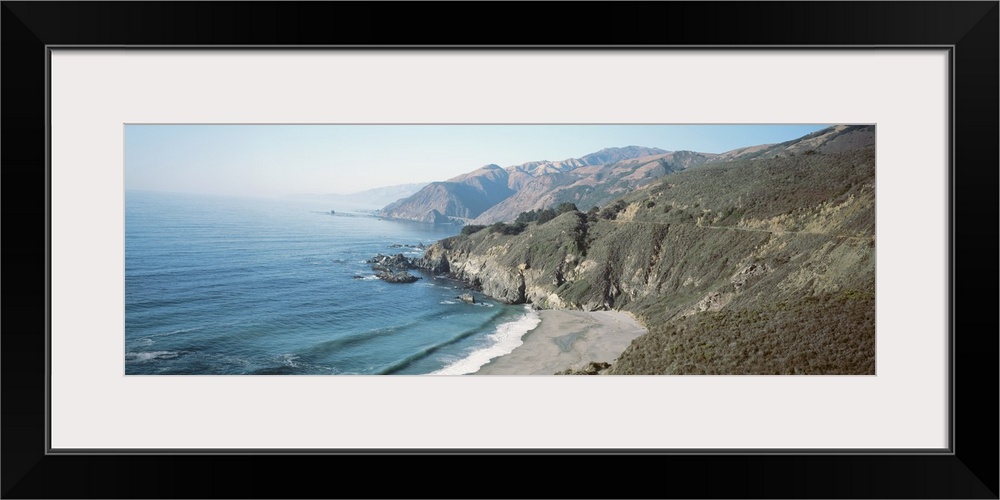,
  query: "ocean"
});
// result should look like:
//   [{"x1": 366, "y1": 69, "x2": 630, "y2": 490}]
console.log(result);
[{"x1": 124, "y1": 190, "x2": 539, "y2": 375}]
